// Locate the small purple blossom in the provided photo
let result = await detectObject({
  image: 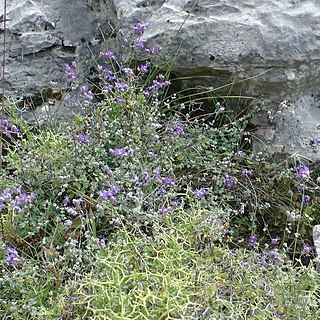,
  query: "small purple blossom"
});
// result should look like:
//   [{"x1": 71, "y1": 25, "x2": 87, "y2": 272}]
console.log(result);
[
  {"x1": 297, "y1": 164, "x2": 310, "y2": 180},
  {"x1": 316, "y1": 136, "x2": 320, "y2": 144},
  {"x1": 100, "y1": 50, "x2": 116, "y2": 60},
  {"x1": 98, "y1": 236, "x2": 107, "y2": 247},
  {"x1": 147, "y1": 151, "x2": 157, "y2": 158},
  {"x1": 271, "y1": 236, "x2": 280, "y2": 245},
  {"x1": 241, "y1": 168, "x2": 252, "y2": 176},
  {"x1": 223, "y1": 172, "x2": 233, "y2": 190},
  {"x1": 65, "y1": 61, "x2": 78, "y2": 84},
  {"x1": 115, "y1": 82, "x2": 130, "y2": 91},
  {"x1": 102, "y1": 84, "x2": 113, "y2": 92},
  {"x1": 268, "y1": 248, "x2": 278, "y2": 260},
  {"x1": 170, "y1": 199, "x2": 181, "y2": 208},
  {"x1": 161, "y1": 177, "x2": 175, "y2": 188},
  {"x1": 105, "y1": 165, "x2": 112, "y2": 176},
  {"x1": 132, "y1": 23, "x2": 150, "y2": 35},
  {"x1": 194, "y1": 187, "x2": 209, "y2": 200},
  {"x1": 159, "y1": 206, "x2": 172, "y2": 214},
  {"x1": 66, "y1": 206, "x2": 77, "y2": 216},
  {"x1": 137, "y1": 63, "x2": 149, "y2": 74},
  {"x1": 84, "y1": 91, "x2": 94, "y2": 102},
  {"x1": 303, "y1": 243, "x2": 312, "y2": 255},
  {"x1": 248, "y1": 234, "x2": 258, "y2": 246},
  {"x1": 63, "y1": 195, "x2": 69, "y2": 205},
  {"x1": 132, "y1": 39, "x2": 145, "y2": 49},
  {"x1": 72, "y1": 197, "x2": 83, "y2": 207},
  {"x1": 1, "y1": 188, "x2": 12, "y2": 202},
  {"x1": 169, "y1": 125, "x2": 185, "y2": 136},
  {"x1": 303, "y1": 195, "x2": 311, "y2": 205},
  {"x1": 109, "y1": 148, "x2": 128, "y2": 157},
  {"x1": 13, "y1": 186, "x2": 21, "y2": 194},
  {"x1": 98, "y1": 184, "x2": 119, "y2": 204},
  {"x1": 74, "y1": 133, "x2": 92, "y2": 144},
  {"x1": 145, "y1": 46, "x2": 162, "y2": 55},
  {"x1": 6, "y1": 247, "x2": 19, "y2": 265},
  {"x1": 235, "y1": 150, "x2": 245, "y2": 157}
]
